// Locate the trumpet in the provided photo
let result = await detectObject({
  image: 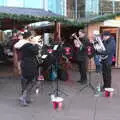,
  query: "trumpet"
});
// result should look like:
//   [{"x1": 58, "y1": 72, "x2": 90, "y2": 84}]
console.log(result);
[
  {"x1": 72, "y1": 33, "x2": 80, "y2": 41},
  {"x1": 72, "y1": 33, "x2": 82, "y2": 47},
  {"x1": 93, "y1": 35, "x2": 106, "y2": 52}
]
